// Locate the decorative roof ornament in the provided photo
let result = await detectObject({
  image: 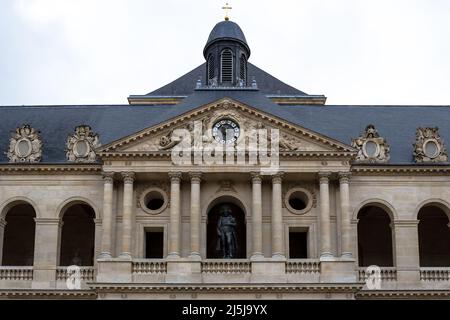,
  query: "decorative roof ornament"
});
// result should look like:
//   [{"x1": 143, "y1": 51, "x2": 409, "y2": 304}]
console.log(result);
[
  {"x1": 222, "y1": 2, "x2": 232, "y2": 21},
  {"x1": 413, "y1": 127, "x2": 447, "y2": 163},
  {"x1": 7, "y1": 124, "x2": 43, "y2": 163},
  {"x1": 351, "y1": 124, "x2": 390, "y2": 163},
  {"x1": 66, "y1": 125, "x2": 101, "y2": 163}
]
